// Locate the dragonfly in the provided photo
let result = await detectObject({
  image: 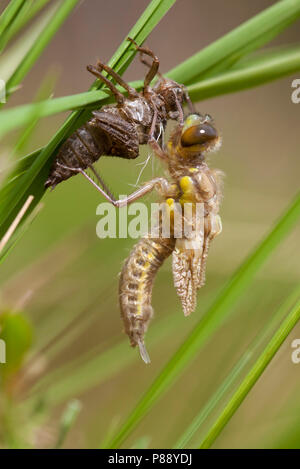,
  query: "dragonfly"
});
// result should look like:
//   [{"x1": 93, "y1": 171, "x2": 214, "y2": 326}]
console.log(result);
[{"x1": 45, "y1": 38, "x2": 192, "y2": 191}]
